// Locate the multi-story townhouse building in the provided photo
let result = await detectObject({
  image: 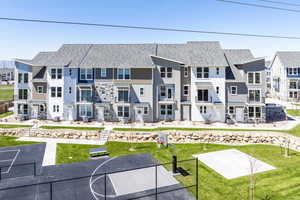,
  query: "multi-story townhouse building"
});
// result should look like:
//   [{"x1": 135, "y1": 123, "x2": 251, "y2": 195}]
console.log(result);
[
  {"x1": 14, "y1": 41, "x2": 266, "y2": 123},
  {"x1": 270, "y1": 51, "x2": 300, "y2": 102},
  {"x1": 224, "y1": 49, "x2": 266, "y2": 123}
]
